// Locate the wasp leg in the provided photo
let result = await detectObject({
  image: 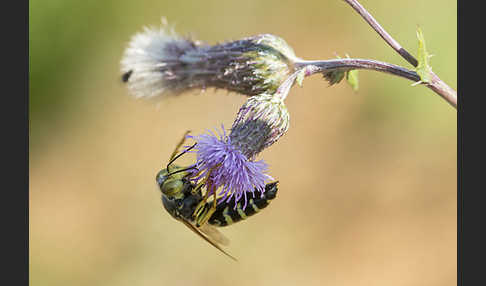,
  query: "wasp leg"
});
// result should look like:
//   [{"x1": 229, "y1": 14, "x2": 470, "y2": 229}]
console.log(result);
[
  {"x1": 196, "y1": 186, "x2": 218, "y2": 227},
  {"x1": 193, "y1": 185, "x2": 209, "y2": 218},
  {"x1": 192, "y1": 165, "x2": 214, "y2": 216},
  {"x1": 192, "y1": 164, "x2": 221, "y2": 227},
  {"x1": 191, "y1": 179, "x2": 205, "y2": 195}
]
